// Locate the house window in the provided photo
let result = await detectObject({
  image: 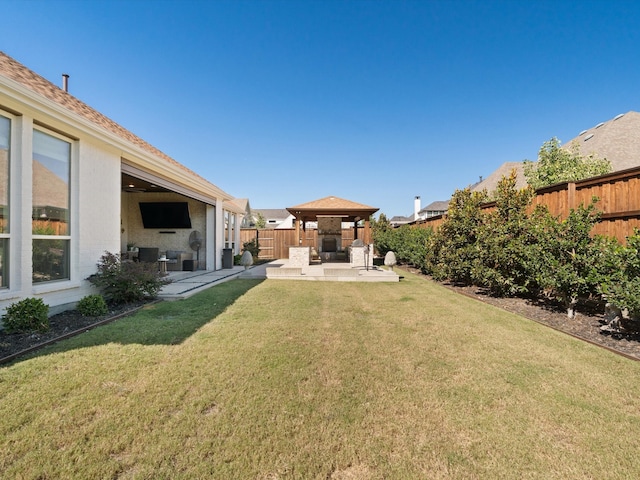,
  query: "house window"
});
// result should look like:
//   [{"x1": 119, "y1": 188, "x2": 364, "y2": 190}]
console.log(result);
[
  {"x1": 32, "y1": 129, "x2": 71, "y2": 283},
  {"x1": 0, "y1": 114, "x2": 9, "y2": 288}
]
